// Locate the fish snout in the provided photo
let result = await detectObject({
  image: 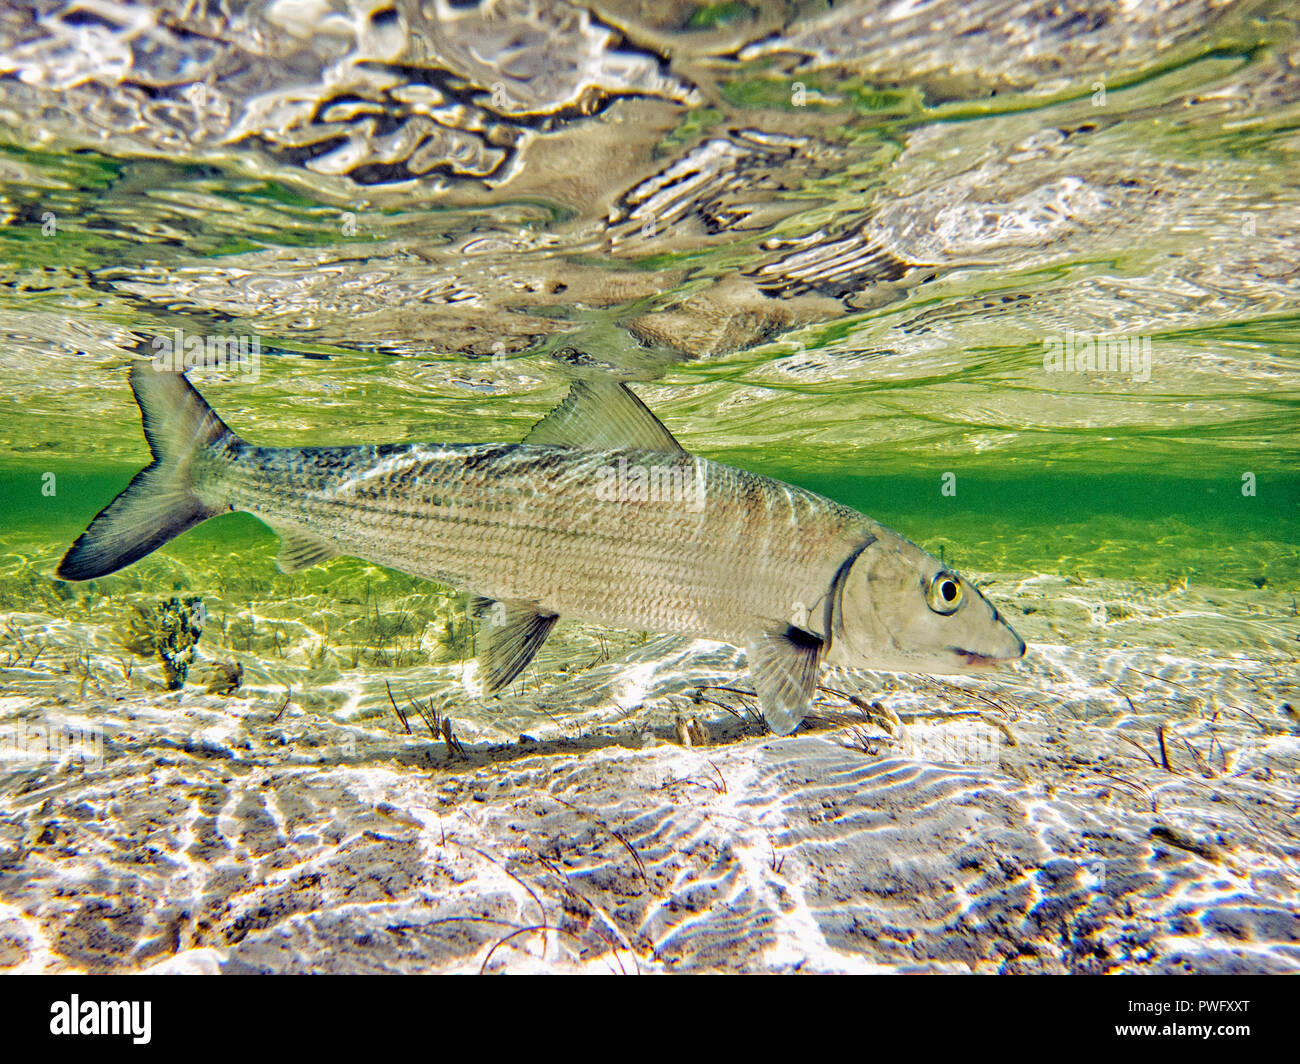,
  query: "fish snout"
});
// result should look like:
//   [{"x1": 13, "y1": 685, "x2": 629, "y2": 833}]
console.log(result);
[{"x1": 949, "y1": 628, "x2": 1026, "y2": 669}]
